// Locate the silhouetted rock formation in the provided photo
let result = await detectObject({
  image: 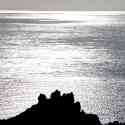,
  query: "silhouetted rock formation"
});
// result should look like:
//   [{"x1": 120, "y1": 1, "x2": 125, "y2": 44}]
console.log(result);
[{"x1": 0, "y1": 90, "x2": 125, "y2": 125}]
